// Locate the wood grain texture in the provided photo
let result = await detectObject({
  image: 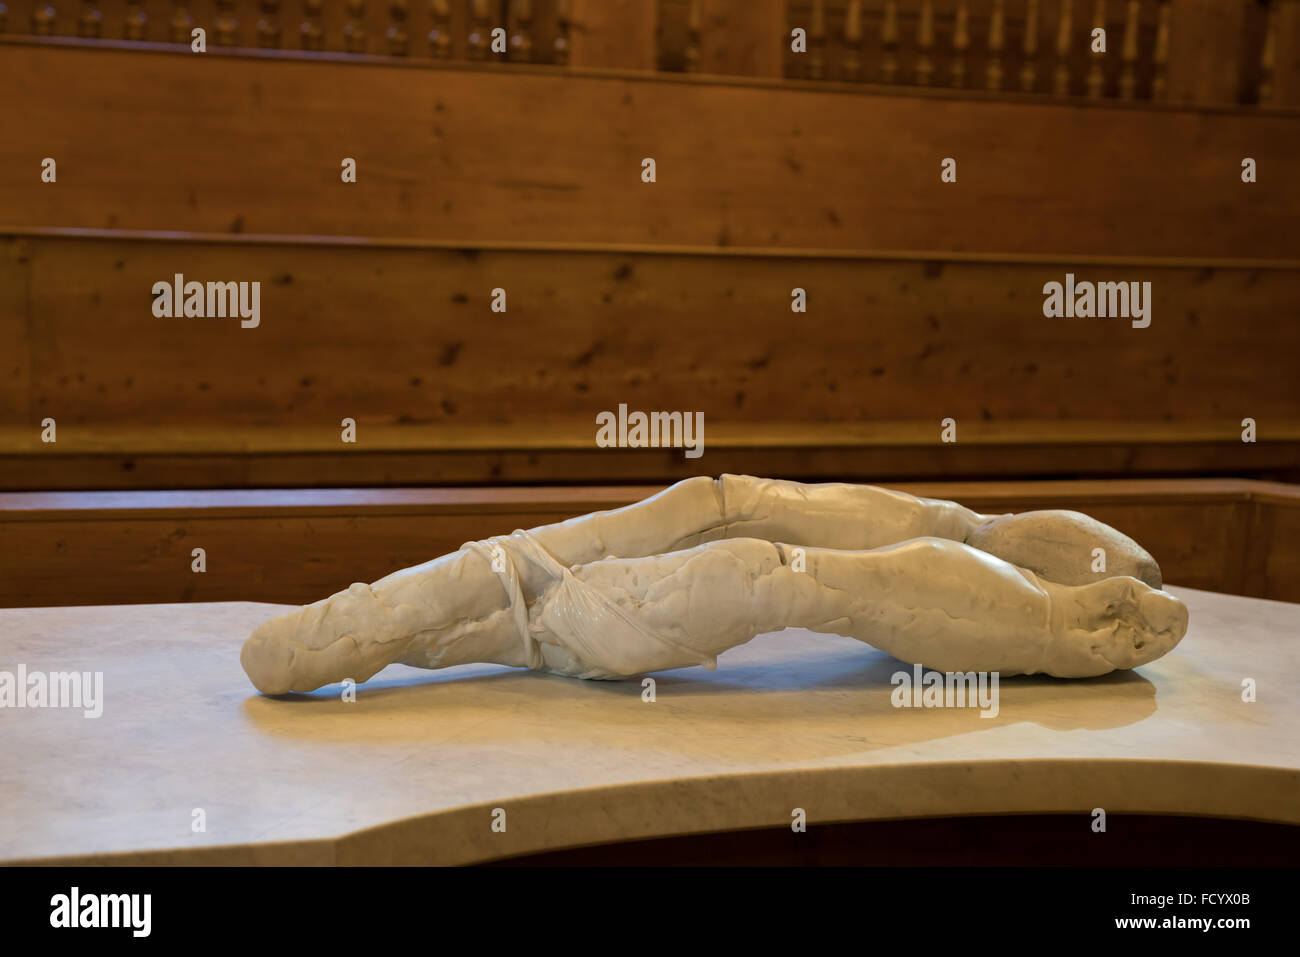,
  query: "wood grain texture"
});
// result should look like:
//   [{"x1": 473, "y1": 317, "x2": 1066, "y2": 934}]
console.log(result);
[
  {"x1": 1166, "y1": 0, "x2": 1251, "y2": 105},
  {"x1": 697, "y1": 0, "x2": 786, "y2": 78},
  {"x1": 568, "y1": 0, "x2": 657, "y2": 69},
  {"x1": 2, "y1": 479, "x2": 1296, "y2": 606},
  {"x1": 1, "y1": 42, "x2": 1296, "y2": 258},
  {"x1": 1264, "y1": 0, "x2": 1300, "y2": 108},
  {"x1": 4, "y1": 234, "x2": 1297, "y2": 437},
  {"x1": 2, "y1": 422, "x2": 1298, "y2": 490}
]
